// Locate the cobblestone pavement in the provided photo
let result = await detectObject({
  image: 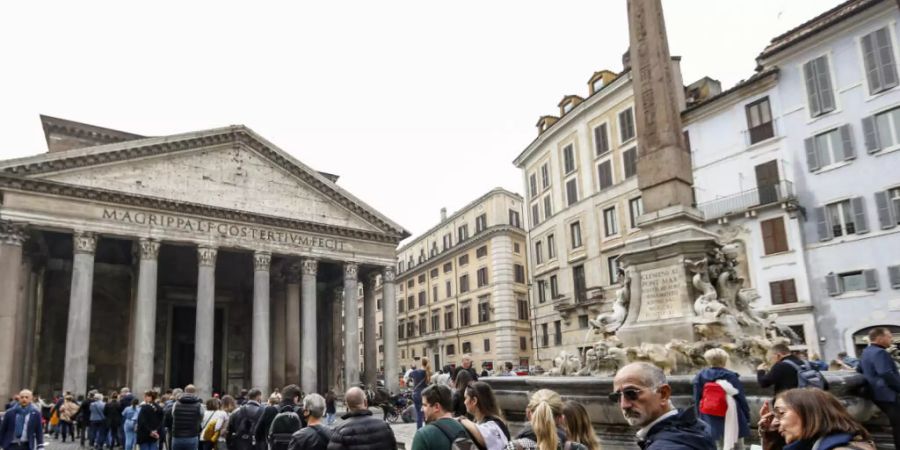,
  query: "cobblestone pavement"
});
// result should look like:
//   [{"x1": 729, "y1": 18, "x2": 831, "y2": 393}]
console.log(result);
[{"x1": 42, "y1": 408, "x2": 418, "y2": 450}]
